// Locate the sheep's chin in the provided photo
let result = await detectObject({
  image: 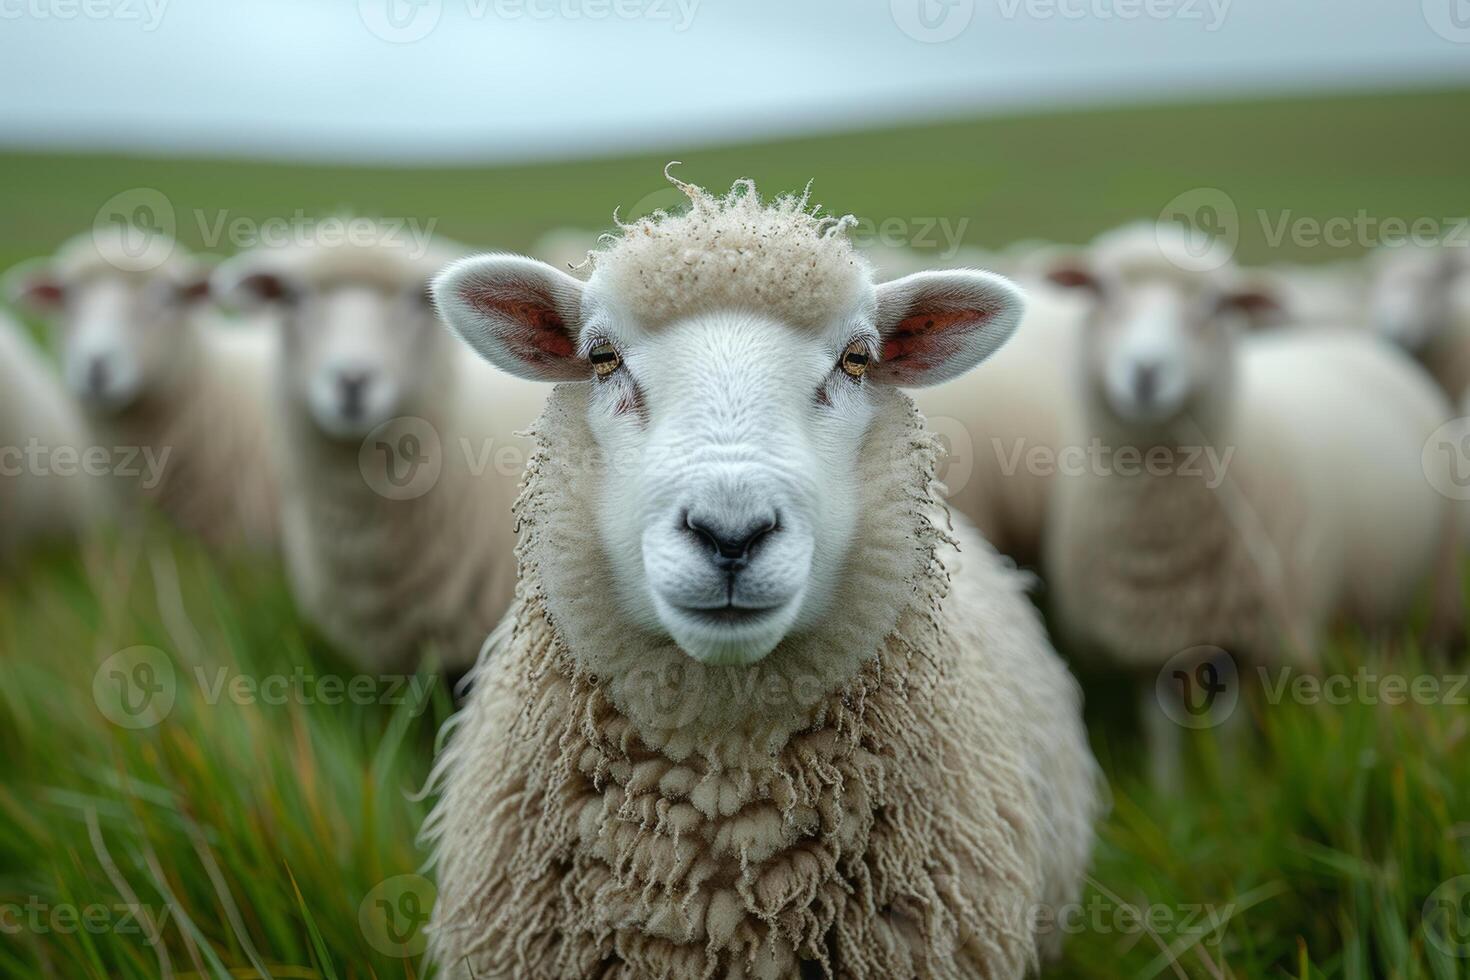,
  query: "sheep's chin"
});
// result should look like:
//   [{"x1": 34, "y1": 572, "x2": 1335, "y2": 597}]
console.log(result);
[{"x1": 652, "y1": 594, "x2": 802, "y2": 667}]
